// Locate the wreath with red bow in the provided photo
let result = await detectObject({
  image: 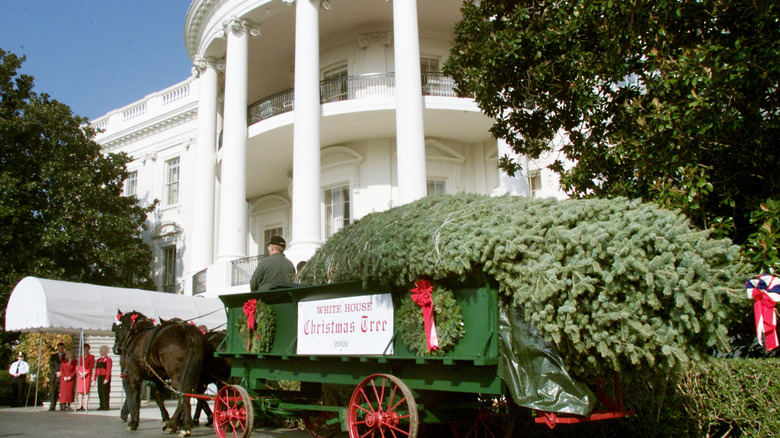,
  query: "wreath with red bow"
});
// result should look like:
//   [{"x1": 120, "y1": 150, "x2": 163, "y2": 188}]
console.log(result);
[
  {"x1": 396, "y1": 279, "x2": 465, "y2": 356},
  {"x1": 236, "y1": 298, "x2": 276, "y2": 353}
]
